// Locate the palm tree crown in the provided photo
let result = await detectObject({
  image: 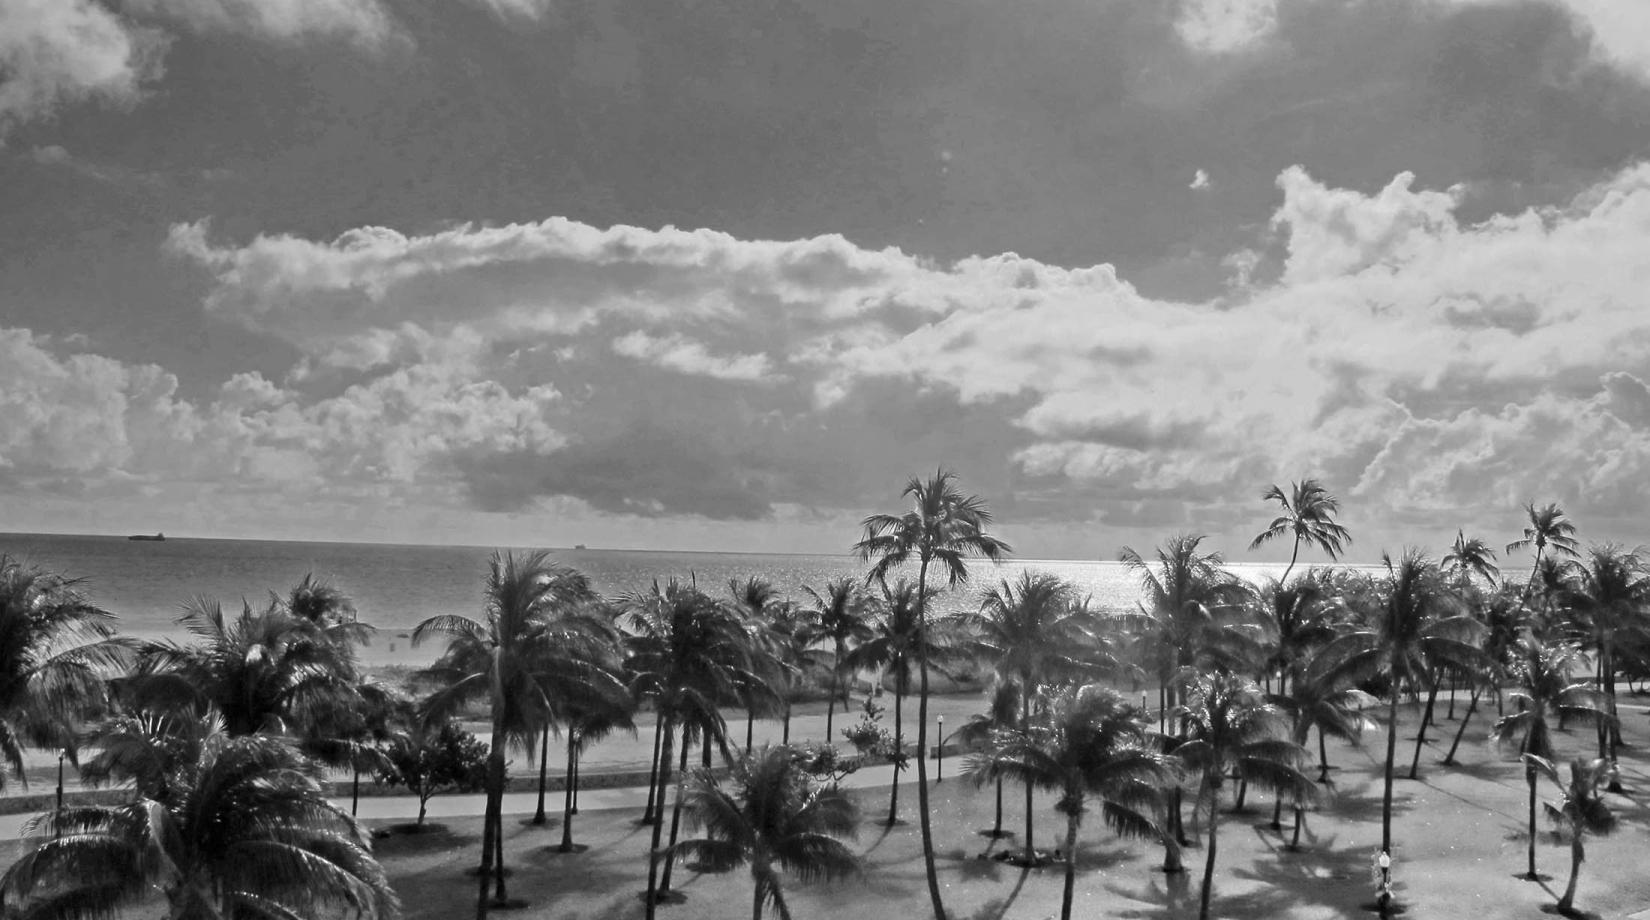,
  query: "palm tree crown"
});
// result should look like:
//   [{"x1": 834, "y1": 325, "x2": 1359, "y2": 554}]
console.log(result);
[
  {"x1": 1442, "y1": 530, "x2": 1500, "y2": 588},
  {"x1": 1248, "y1": 479, "x2": 1351, "y2": 583},
  {"x1": 1507, "y1": 502, "x2": 1581, "y2": 593}
]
